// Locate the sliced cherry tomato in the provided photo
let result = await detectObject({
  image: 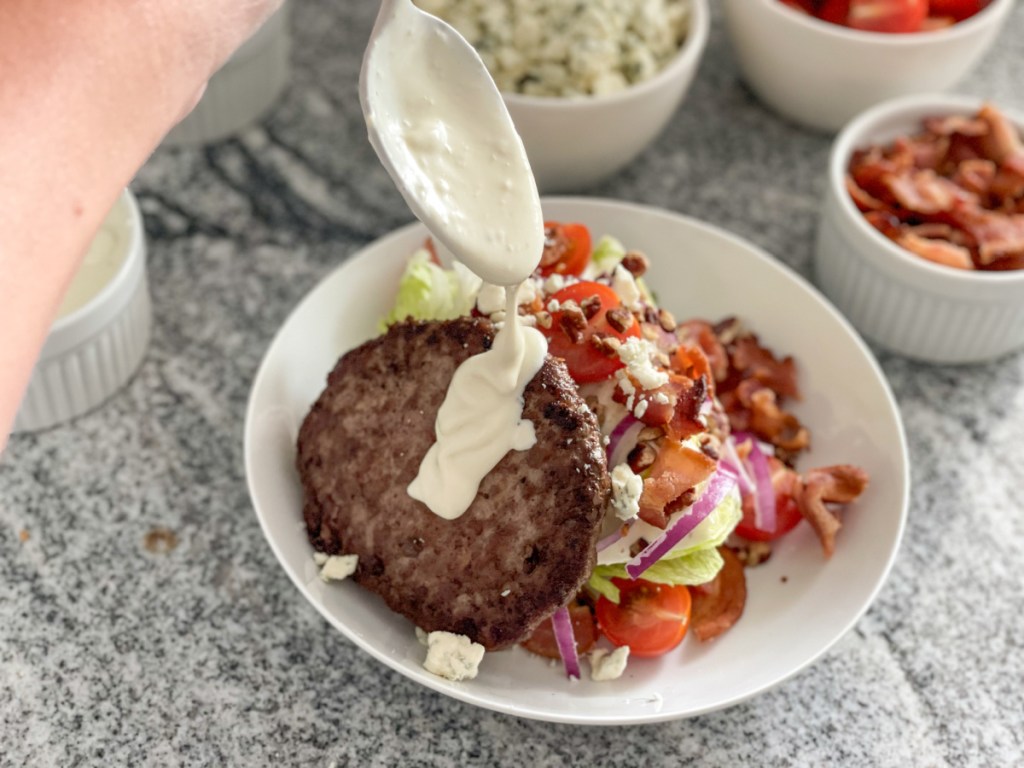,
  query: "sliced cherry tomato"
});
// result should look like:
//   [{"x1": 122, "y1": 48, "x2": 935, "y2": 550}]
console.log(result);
[
  {"x1": 595, "y1": 578, "x2": 691, "y2": 657},
  {"x1": 541, "y1": 281, "x2": 640, "y2": 384},
  {"x1": 817, "y1": 0, "x2": 852, "y2": 24},
  {"x1": 538, "y1": 222, "x2": 591, "y2": 278},
  {"x1": 846, "y1": 0, "x2": 927, "y2": 32},
  {"x1": 928, "y1": 0, "x2": 986, "y2": 21},
  {"x1": 735, "y1": 488, "x2": 803, "y2": 541},
  {"x1": 521, "y1": 604, "x2": 597, "y2": 660}
]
